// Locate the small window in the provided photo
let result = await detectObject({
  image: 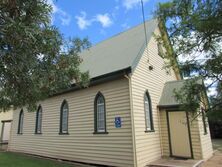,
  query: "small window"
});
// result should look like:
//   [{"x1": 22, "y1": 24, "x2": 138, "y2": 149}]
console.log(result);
[
  {"x1": 18, "y1": 109, "x2": 24, "y2": 134},
  {"x1": 201, "y1": 108, "x2": 207, "y2": 134},
  {"x1": 144, "y1": 91, "x2": 154, "y2": 132},
  {"x1": 60, "y1": 100, "x2": 69, "y2": 134},
  {"x1": 35, "y1": 105, "x2": 43, "y2": 134},
  {"x1": 94, "y1": 92, "x2": 107, "y2": 133}
]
